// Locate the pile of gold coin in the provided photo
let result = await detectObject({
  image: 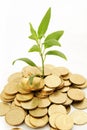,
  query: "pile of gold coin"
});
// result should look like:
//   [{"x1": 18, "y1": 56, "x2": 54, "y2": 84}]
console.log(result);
[{"x1": 0, "y1": 65, "x2": 87, "y2": 130}]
